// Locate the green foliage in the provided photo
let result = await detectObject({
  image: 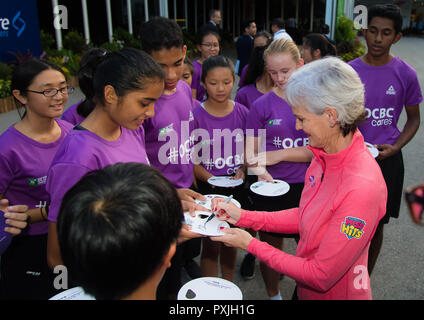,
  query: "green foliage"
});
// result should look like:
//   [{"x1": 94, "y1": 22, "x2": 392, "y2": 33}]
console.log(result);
[
  {"x1": 63, "y1": 30, "x2": 87, "y2": 54},
  {"x1": 47, "y1": 49, "x2": 81, "y2": 78},
  {"x1": 114, "y1": 27, "x2": 142, "y2": 49},
  {"x1": 0, "y1": 62, "x2": 13, "y2": 81},
  {"x1": 40, "y1": 30, "x2": 56, "y2": 52},
  {"x1": 339, "y1": 39, "x2": 366, "y2": 62},
  {"x1": 335, "y1": 15, "x2": 357, "y2": 44},
  {"x1": 99, "y1": 40, "x2": 124, "y2": 52},
  {"x1": 335, "y1": 15, "x2": 366, "y2": 62},
  {"x1": 183, "y1": 29, "x2": 198, "y2": 59},
  {"x1": 0, "y1": 79, "x2": 11, "y2": 99}
]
